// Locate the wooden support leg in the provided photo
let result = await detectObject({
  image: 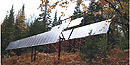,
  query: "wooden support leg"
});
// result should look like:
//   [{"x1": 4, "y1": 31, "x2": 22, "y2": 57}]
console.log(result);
[
  {"x1": 49, "y1": 44, "x2": 51, "y2": 54},
  {"x1": 31, "y1": 47, "x2": 33, "y2": 62},
  {"x1": 51, "y1": 43, "x2": 57, "y2": 52},
  {"x1": 69, "y1": 40, "x2": 71, "y2": 52},
  {"x1": 8, "y1": 50, "x2": 11, "y2": 58},
  {"x1": 58, "y1": 37, "x2": 62, "y2": 60},
  {"x1": 79, "y1": 39, "x2": 82, "y2": 51},
  {"x1": 34, "y1": 47, "x2": 36, "y2": 62},
  {"x1": 73, "y1": 39, "x2": 76, "y2": 53},
  {"x1": 17, "y1": 49, "x2": 19, "y2": 60}
]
